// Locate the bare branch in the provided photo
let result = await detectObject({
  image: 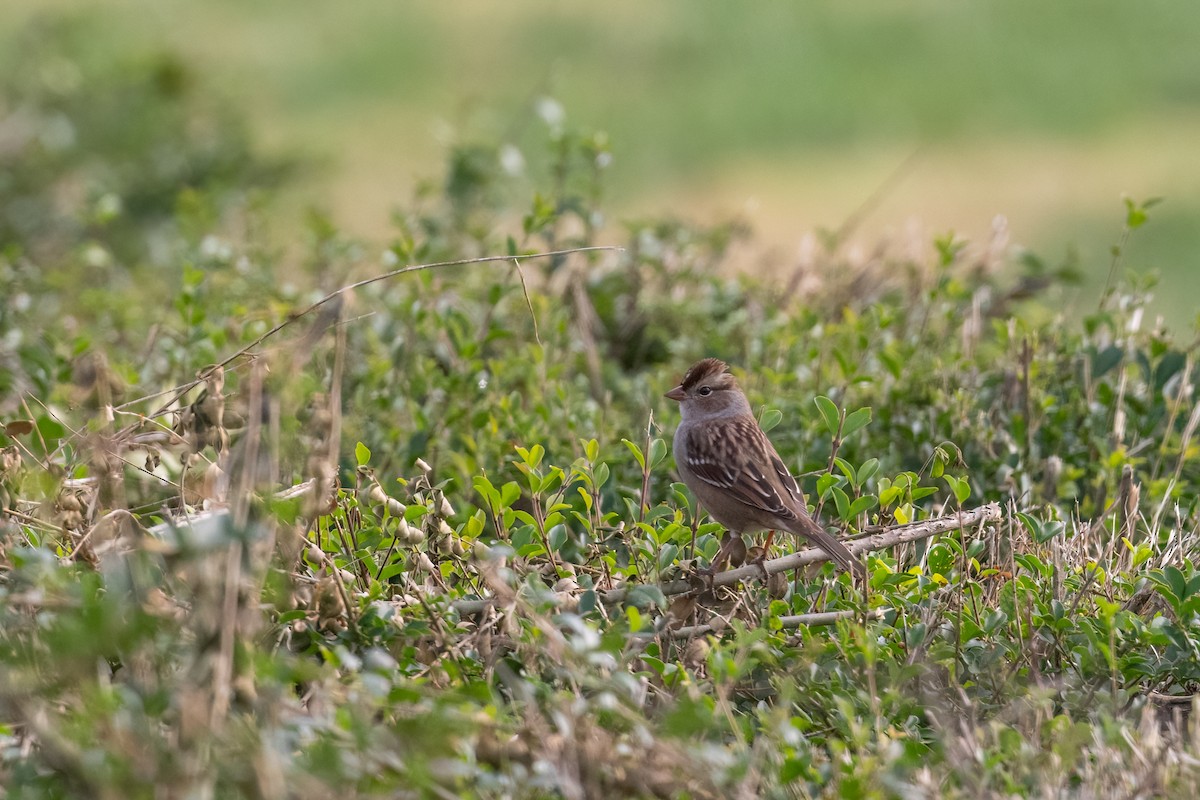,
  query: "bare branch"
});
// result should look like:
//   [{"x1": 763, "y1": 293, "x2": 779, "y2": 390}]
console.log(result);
[
  {"x1": 660, "y1": 608, "x2": 889, "y2": 640},
  {"x1": 454, "y1": 502, "x2": 1003, "y2": 615}
]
